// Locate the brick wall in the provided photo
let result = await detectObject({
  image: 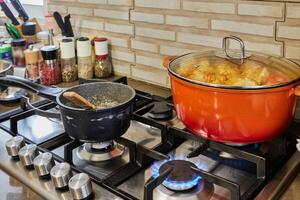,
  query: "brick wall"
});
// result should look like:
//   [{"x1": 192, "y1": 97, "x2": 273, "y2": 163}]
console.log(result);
[{"x1": 47, "y1": 0, "x2": 300, "y2": 87}]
